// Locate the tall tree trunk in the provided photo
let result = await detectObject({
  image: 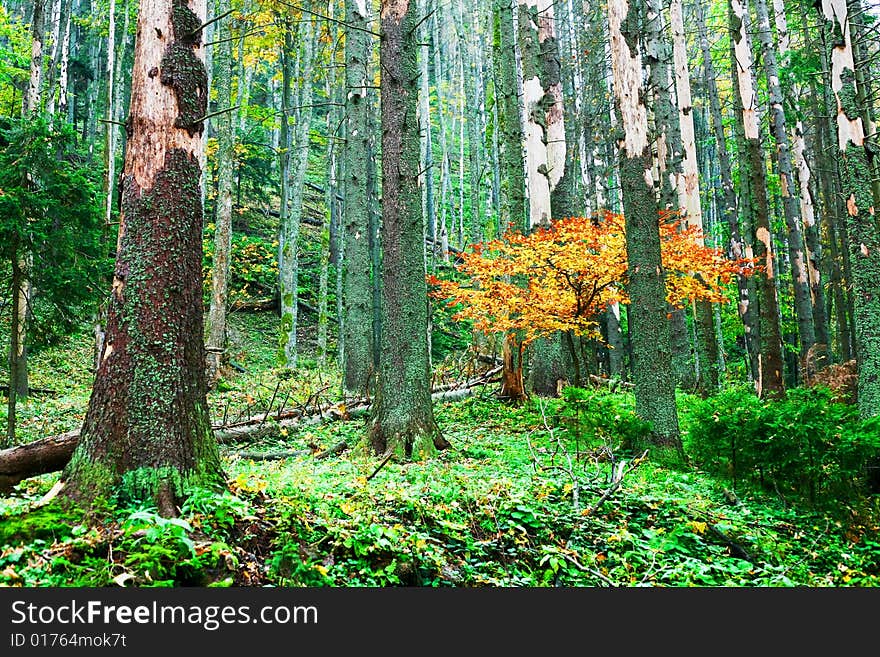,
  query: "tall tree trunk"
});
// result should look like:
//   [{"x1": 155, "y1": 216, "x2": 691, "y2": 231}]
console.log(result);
[
  {"x1": 277, "y1": 18, "x2": 316, "y2": 369},
  {"x1": 318, "y1": 55, "x2": 342, "y2": 367},
  {"x1": 62, "y1": 0, "x2": 225, "y2": 513},
  {"x1": 55, "y1": 0, "x2": 72, "y2": 117},
  {"x1": 818, "y1": 0, "x2": 880, "y2": 417},
  {"x1": 458, "y1": 0, "x2": 483, "y2": 246},
  {"x1": 419, "y1": 0, "x2": 435, "y2": 243},
  {"x1": 754, "y1": 0, "x2": 816, "y2": 368},
  {"x1": 671, "y1": 0, "x2": 718, "y2": 395},
  {"x1": 13, "y1": 0, "x2": 47, "y2": 405},
  {"x1": 730, "y1": 0, "x2": 785, "y2": 398},
  {"x1": 847, "y1": 0, "x2": 880, "y2": 211},
  {"x1": 518, "y1": 0, "x2": 569, "y2": 395},
  {"x1": 645, "y1": 0, "x2": 691, "y2": 388},
  {"x1": 696, "y1": 0, "x2": 758, "y2": 381},
  {"x1": 342, "y1": 0, "x2": 376, "y2": 395},
  {"x1": 493, "y1": 0, "x2": 526, "y2": 232},
  {"x1": 793, "y1": 120, "x2": 830, "y2": 348},
  {"x1": 46, "y1": 0, "x2": 72, "y2": 115},
  {"x1": 206, "y1": 0, "x2": 235, "y2": 383},
  {"x1": 608, "y1": 0, "x2": 681, "y2": 451},
  {"x1": 103, "y1": 0, "x2": 117, "y2": 229},
  {"x1": 370, "y1": 0, "x2": 448, "y2": 458},
  {"x1": 431, "y1": 6, "x2": 451, "y2": 262},
  {"x1": 517, "y1": 0, "x2": 566, "y2": 229}
]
